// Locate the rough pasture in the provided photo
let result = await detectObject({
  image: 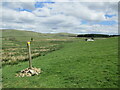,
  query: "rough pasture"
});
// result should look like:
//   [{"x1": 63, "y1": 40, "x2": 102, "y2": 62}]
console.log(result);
[{"x1": 2, "y1": 35, "x2": 118, "y2": 88}]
